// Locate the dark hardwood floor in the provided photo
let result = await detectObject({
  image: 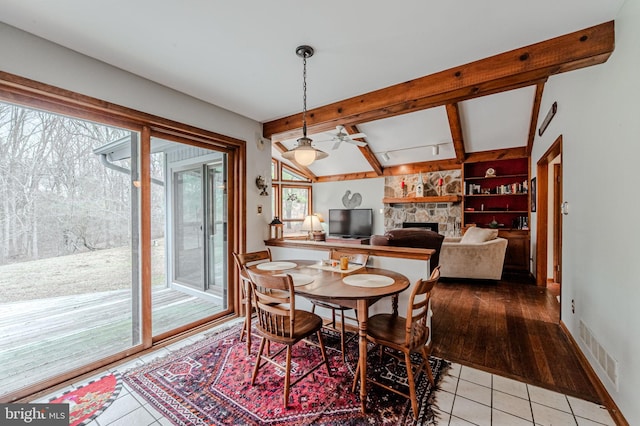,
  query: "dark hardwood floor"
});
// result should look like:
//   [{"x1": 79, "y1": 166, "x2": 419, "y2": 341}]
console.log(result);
[{"x1": 430, "y1": 275, "x2": 600, "y2": 403}]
